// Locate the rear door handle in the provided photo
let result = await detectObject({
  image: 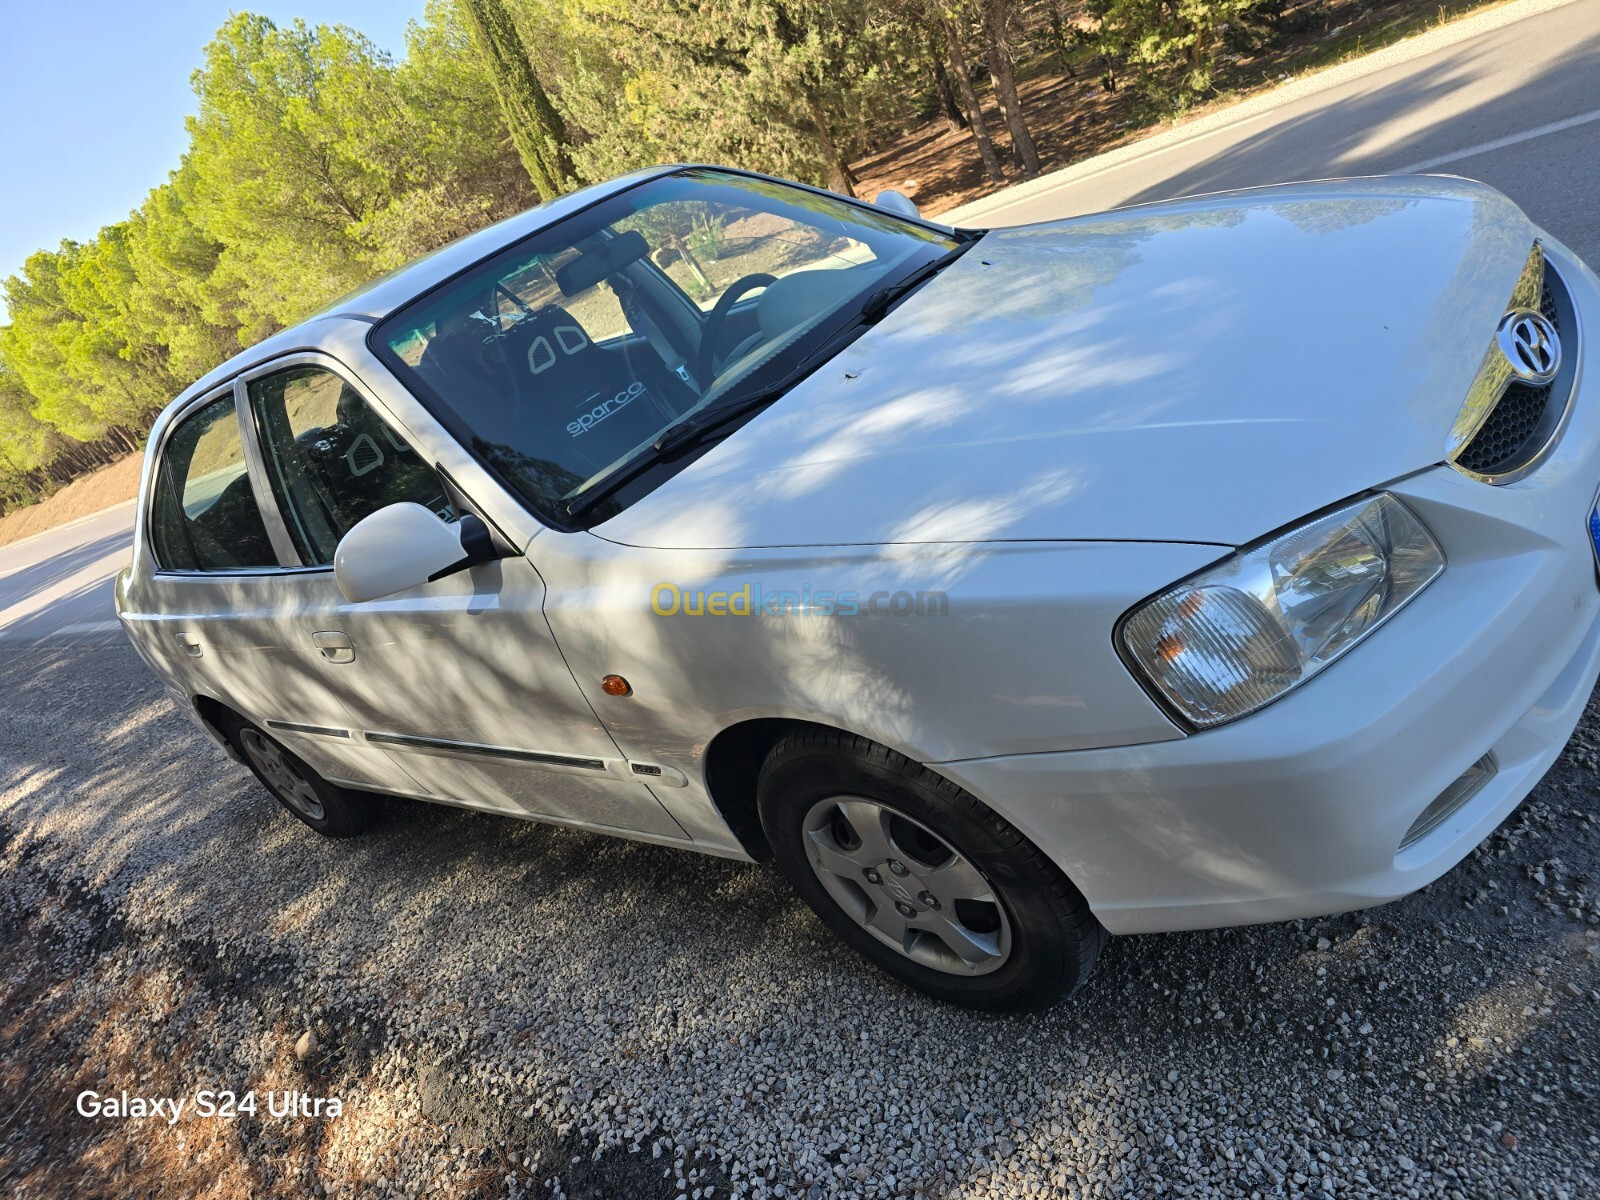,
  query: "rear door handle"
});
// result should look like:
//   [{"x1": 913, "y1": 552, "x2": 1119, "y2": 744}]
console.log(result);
[
  {"x1": 311, "y1": 631, "x2": 355, "y2": 664},
  {"x1": 177, "y1": 635, "x2": 203, "y2": 658}
]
